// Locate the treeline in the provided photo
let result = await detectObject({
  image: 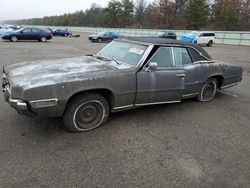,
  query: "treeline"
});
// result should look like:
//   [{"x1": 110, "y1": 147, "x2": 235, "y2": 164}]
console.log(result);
[{"x1": 10, "y1": 0, "x2": 250, "y2": 31}]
